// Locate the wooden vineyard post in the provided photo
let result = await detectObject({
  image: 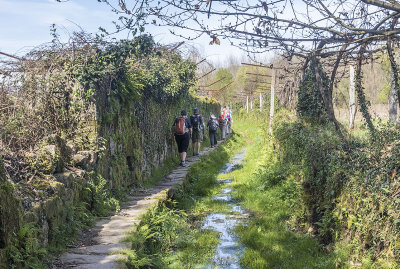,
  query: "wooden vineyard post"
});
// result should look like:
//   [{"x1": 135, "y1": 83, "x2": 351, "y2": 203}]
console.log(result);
[
  {"x1": 349, "y1": 65, "x2": 356, "y2": 129},
  {"x1": 246, "y1": 96, "x2": 249, "y2": 113},
  {"x1": 269, "y1": 69, "x2": 276, "y2": 135},
  {"x1": 260, "y1": 92, "x2": 262, "y2": 112}
]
